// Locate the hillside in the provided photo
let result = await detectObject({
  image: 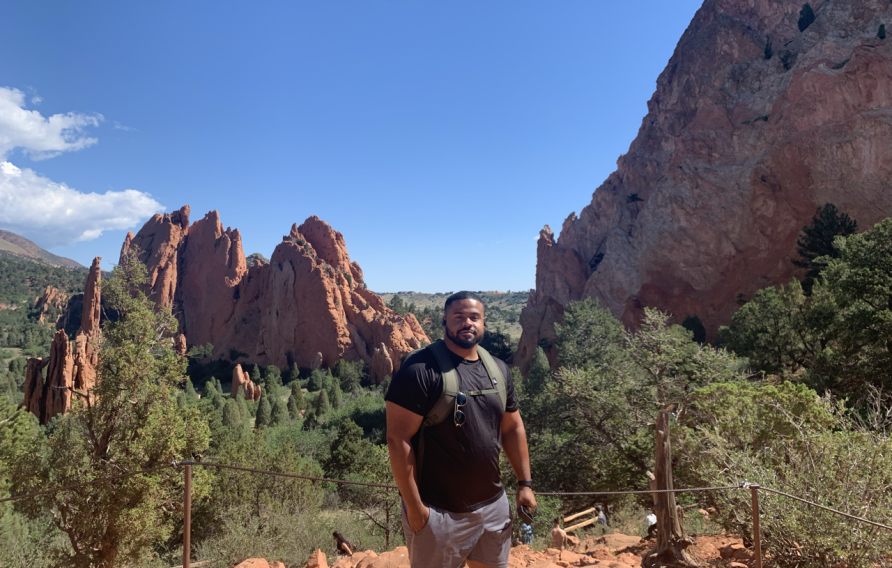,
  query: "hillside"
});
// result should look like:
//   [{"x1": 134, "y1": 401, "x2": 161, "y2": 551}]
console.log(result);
[
  {"x1": 0, "y1": 230, "x2": 83, "y2": 269},
  {"x1": 379, "y1": 291, "x2": 527, "y2": 337},
  {"x1": 519, "y1": 0, "x2": 892, "y2": 375}
]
